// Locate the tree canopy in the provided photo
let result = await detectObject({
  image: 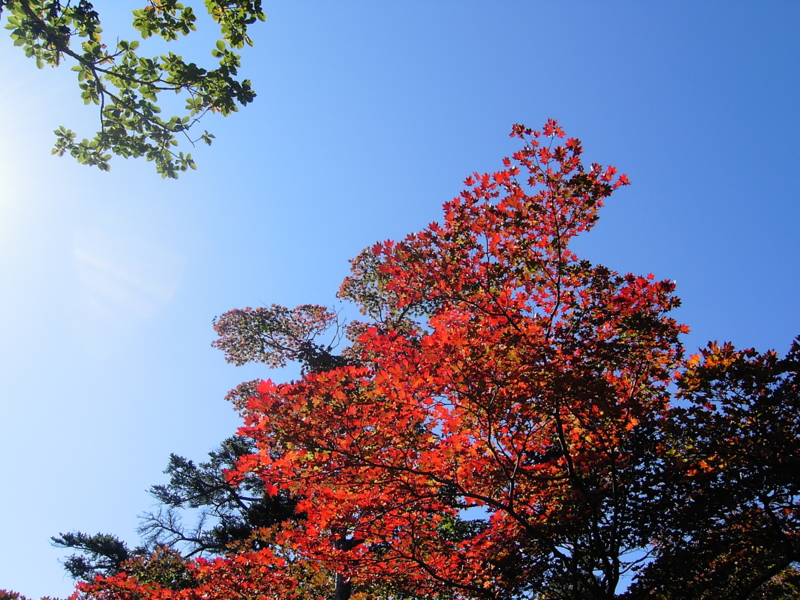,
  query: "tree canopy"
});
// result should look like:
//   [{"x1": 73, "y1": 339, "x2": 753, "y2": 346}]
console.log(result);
[
  {"x1": 0, "y1": 0, "x2": 265, "y2": 177},
  {"x1": 68, "y1": 121, "x2": 800, "y2": 599}
]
